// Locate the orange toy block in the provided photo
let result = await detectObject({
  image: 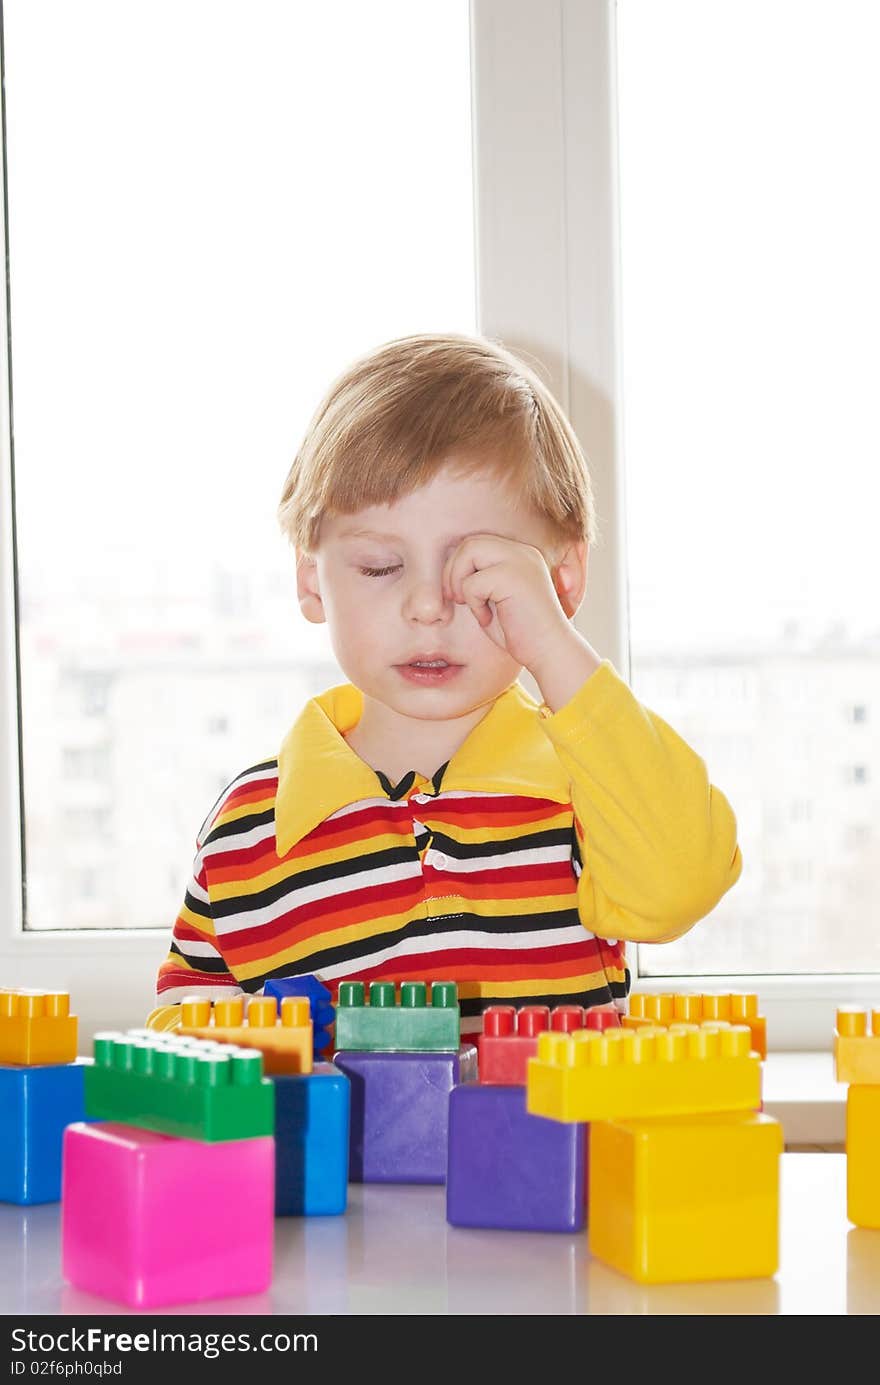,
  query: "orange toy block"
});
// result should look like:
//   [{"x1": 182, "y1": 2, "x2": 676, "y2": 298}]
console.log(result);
[
  {"x1": 834, "y1": 1007, "x2": 880, "y2": 1085},
  {"x1": 177, "y1": 995, "x2": 313, "y2": 1075},
  {"x1": 0, "y1": 989, "x2": 78, "y2": 1066},
  {"x1": 626, "y1": 992, "x2": 766, "y2": 1059}
]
